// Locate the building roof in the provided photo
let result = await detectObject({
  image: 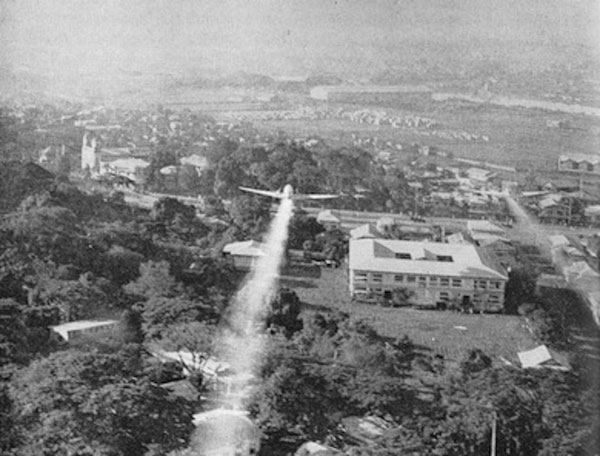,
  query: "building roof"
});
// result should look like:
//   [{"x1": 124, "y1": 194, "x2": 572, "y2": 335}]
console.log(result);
[
  {"x1": 350, "y1": 223, "x2": 379, "y2": 240},
  {"x1": 559, "y1": 153, "x2": 600, "y2": 165},
  {"x1": 471, "y1": 232, "x2": 510, "y2": 247},
  {"x1": 109, "y1": 158, "x2": 151, "y2": 170},
  {"x1": 539, "y1": 194, "x2": 564, "y2": 209},
  {"x1": 295, "y1": 442, "x2": 343, "y2": 456},
  {"x1": 222, "y1": 240, "x2": 266, "y2": 257},
  {"x1": 467, "y1": 220, "x2": 505, "y2": 235},
  {"x1": 181, "y1": 154, "x2": 209, "y2": 169},
  {"x1": 548, "y1": 234, "x2": 570, "y2": 248},
  {"x1": 349, "y1": 239, "x2": 507, "y2": 280},
  {"x1": 585, "y1": 205, "x2": 600, "y2": 216},
  {"x1": 50, "y1": 319, "x2": 117, "y2": 333},
  {"x1": 50, "y1": 320, "x2": 118, "y2": 341},
  {"x1": 446, "y1": 232, "x2": 470, "y2": 244},
  {"x1": 317, "y1": 210, "x2": 341, "y2": 223},
  {"x1": 536, "y1": 273, "x2": 569, "y2": 289},
  {"x1": 518, "y1": 345, "x2": 569, "y2": 370},
  {"x1": 466, "y1": 167, "x2": 495, "y2": 181}
]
